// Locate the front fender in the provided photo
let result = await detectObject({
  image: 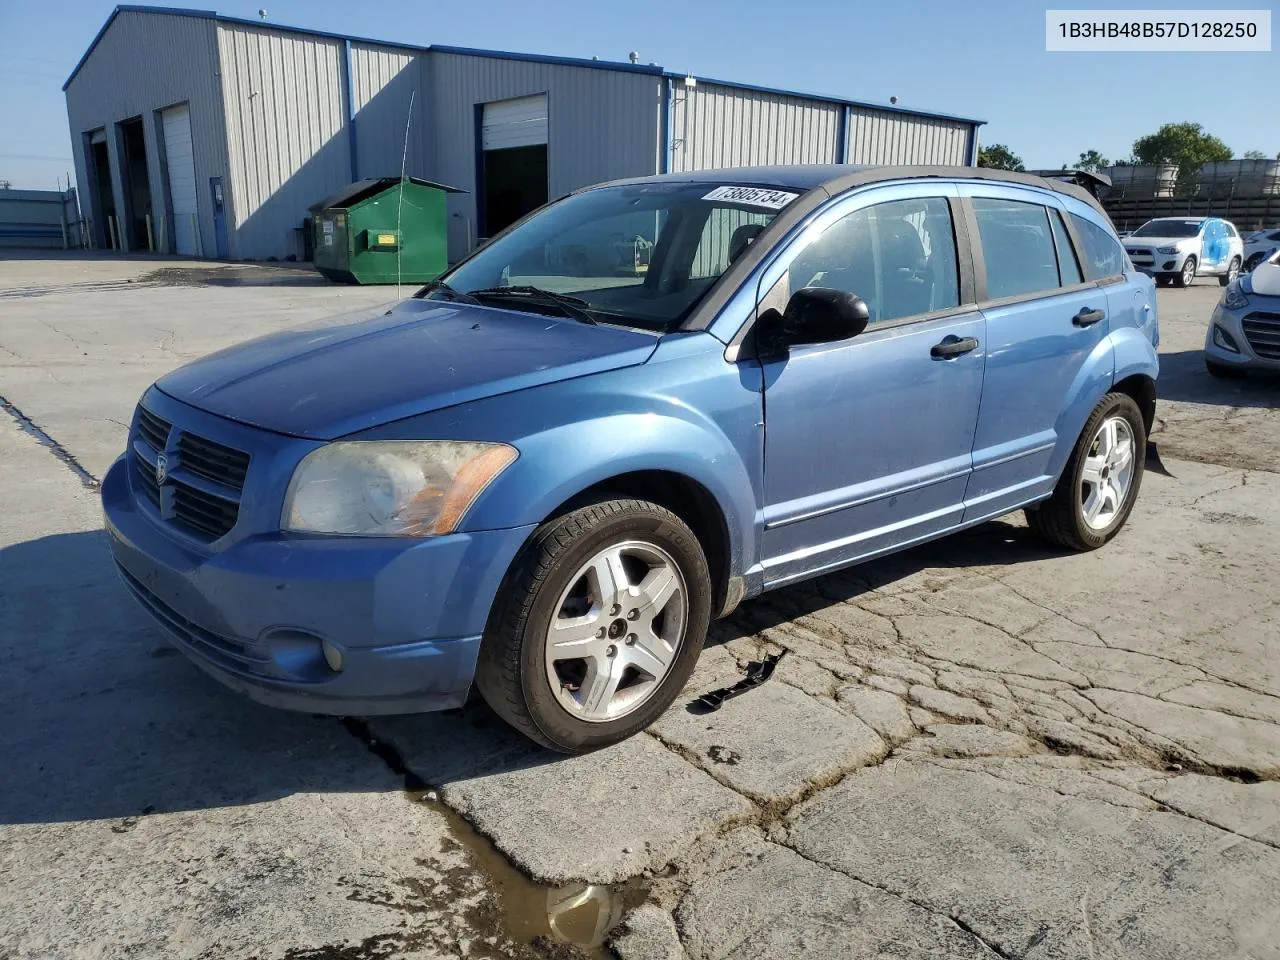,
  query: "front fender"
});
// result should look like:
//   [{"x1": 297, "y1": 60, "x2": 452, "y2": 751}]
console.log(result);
[{"x1": 471, "y1": 411, "x2": 757, "y2": 571}]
